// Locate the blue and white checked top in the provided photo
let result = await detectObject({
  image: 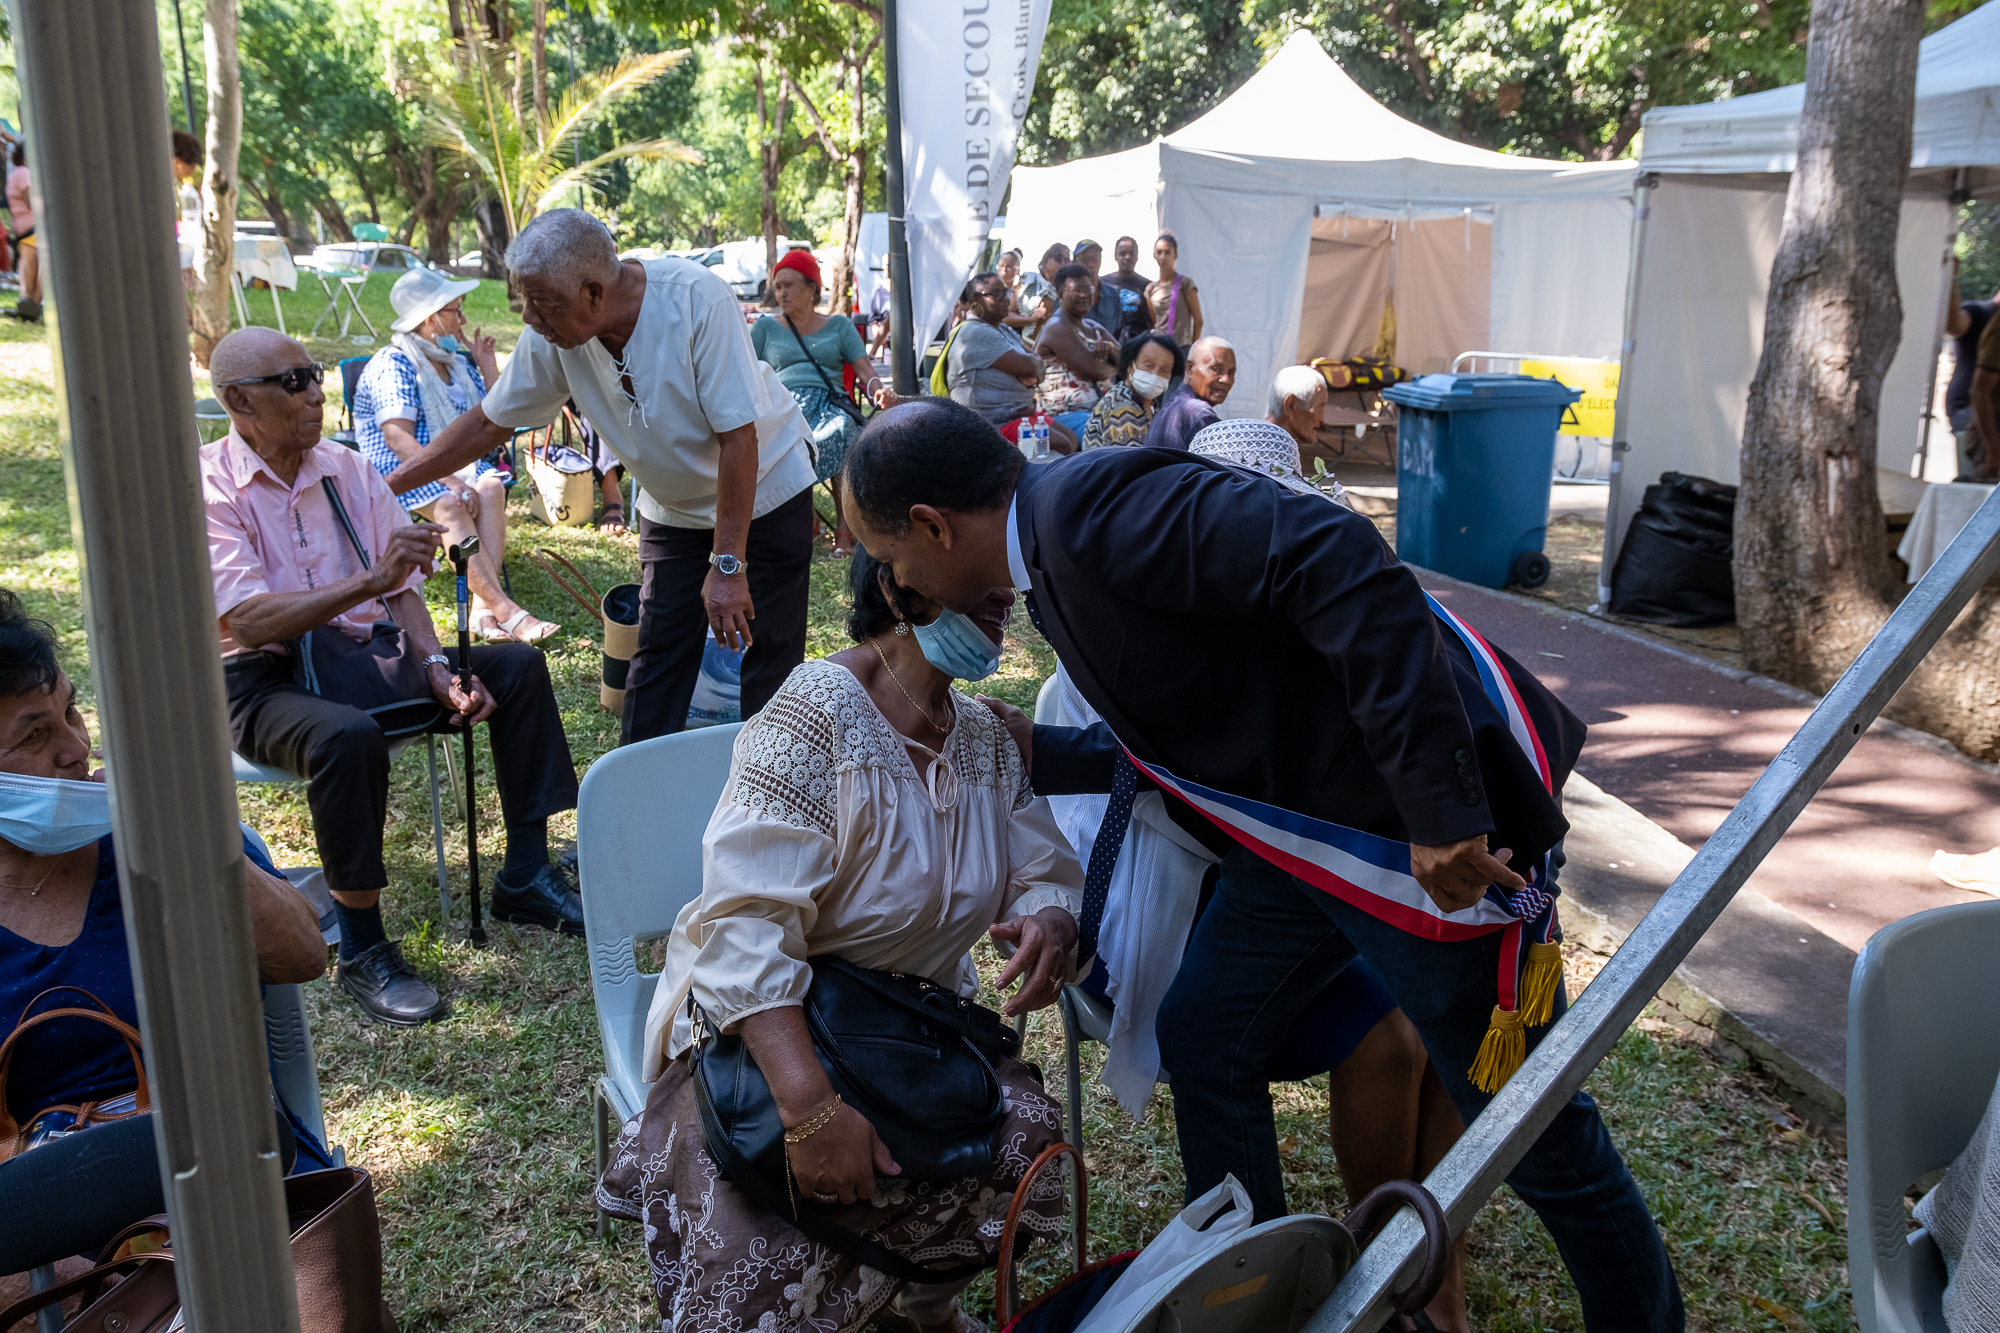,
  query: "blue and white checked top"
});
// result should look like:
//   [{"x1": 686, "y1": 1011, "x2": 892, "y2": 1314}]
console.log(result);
[{"x1": 354, "y1": 347, "x2": 492, "y2": 510}]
